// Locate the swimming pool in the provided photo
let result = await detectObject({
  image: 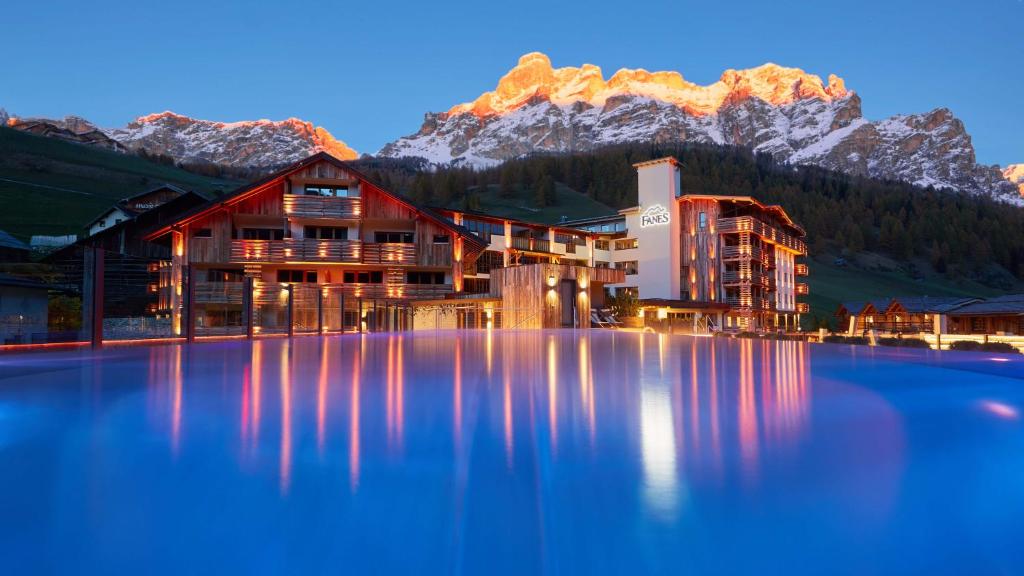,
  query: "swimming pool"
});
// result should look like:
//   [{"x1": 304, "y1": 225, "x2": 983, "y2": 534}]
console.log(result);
[{"x1": 1, "y1": 331, "x2": 1022, "y2": 574}]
